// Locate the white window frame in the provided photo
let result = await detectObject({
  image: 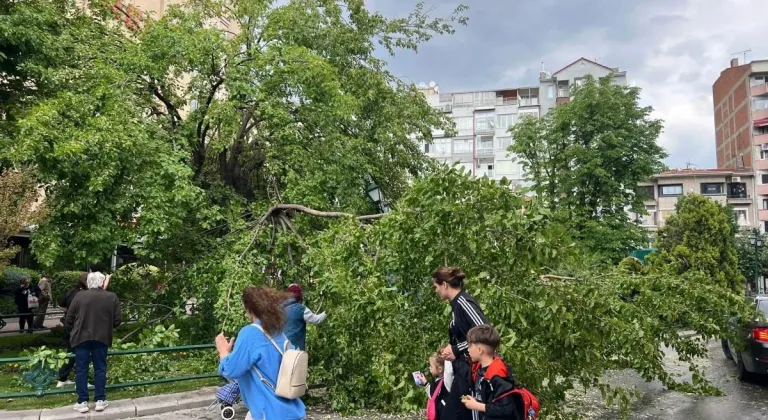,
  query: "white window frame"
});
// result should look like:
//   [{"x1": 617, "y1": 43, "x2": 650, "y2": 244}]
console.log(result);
[
  {"x1": 454, "y1": 117, "x2": 473, "y2": 131},
  {"x1": 496, "y1": 114, "x2": 516, "y2": 130},
  {"x1": 453, "y1": 138, "x2": 472, "y2": 153},
  {"x1": 752, "y1": 76, "x2": 767, "y2": 87},
  {"x1": 659, "y1": 184, "x2": 683, "y2": 196}
]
